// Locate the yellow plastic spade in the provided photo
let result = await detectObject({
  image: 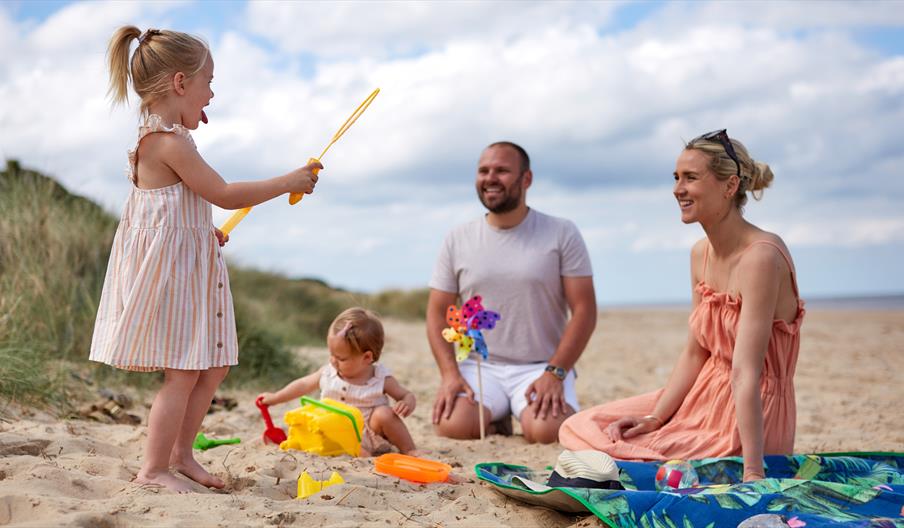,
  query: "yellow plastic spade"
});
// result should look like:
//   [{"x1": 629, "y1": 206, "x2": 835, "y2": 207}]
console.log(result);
[{"x1": 218, "y1": 88, "x2": 380, "y2": 236}]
